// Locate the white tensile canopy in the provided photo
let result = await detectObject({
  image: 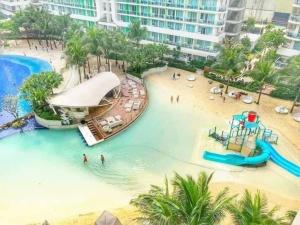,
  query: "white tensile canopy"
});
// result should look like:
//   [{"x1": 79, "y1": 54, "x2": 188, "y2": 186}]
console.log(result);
[
  {"x1": 95, "y1": 211, "x2": 122, "y2": 225},
  {"x1": 49, "y1": 72, "x2": 120, "y2": 108}
]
